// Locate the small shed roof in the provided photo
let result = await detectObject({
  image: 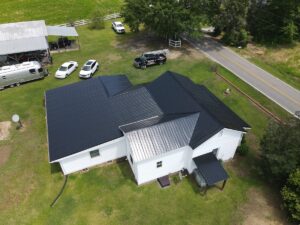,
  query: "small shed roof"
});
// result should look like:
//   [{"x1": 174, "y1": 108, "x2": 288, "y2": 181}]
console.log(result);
[
  {"x1": 0, "y1": 36, "x2": 49, "y2": 55},
  {"x1": 47, "y1": 26, "x2": 78, "y2": 37},
  {"x1": 193, "y1": 152, "x2": 229, "y2": 186}
]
